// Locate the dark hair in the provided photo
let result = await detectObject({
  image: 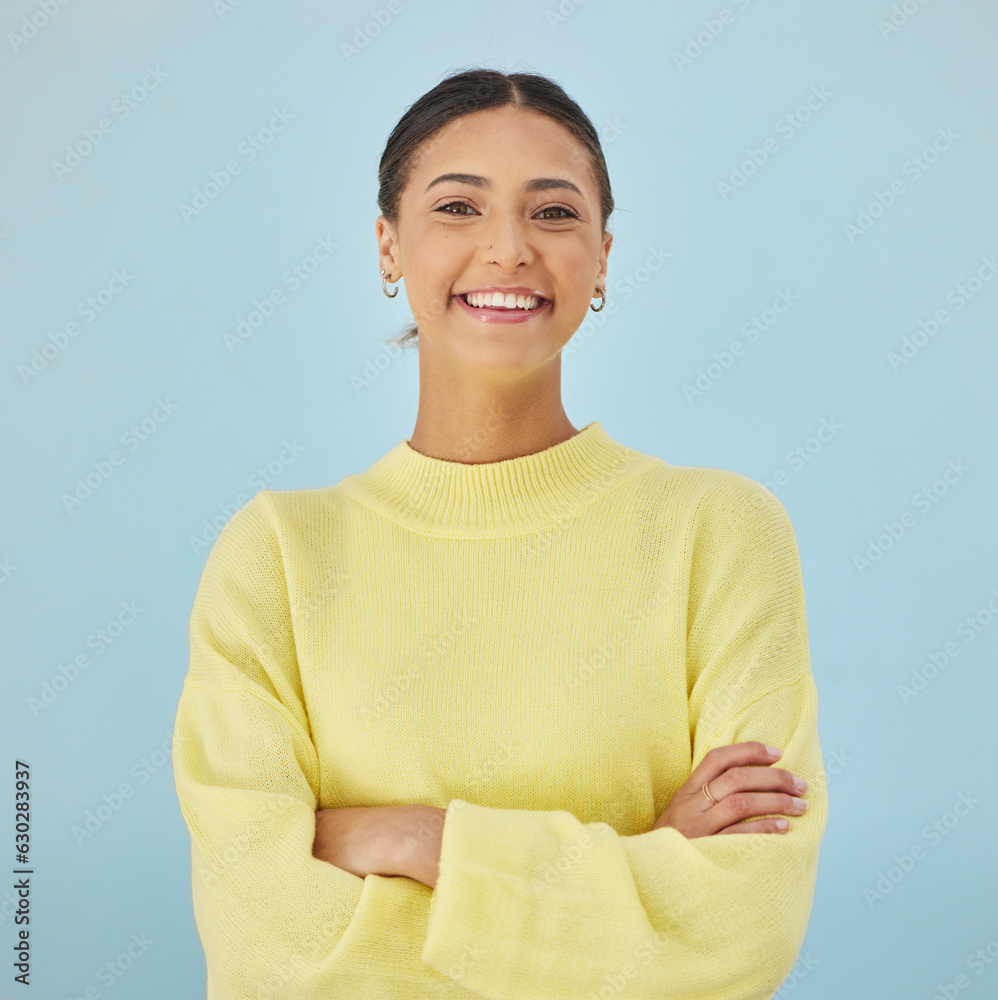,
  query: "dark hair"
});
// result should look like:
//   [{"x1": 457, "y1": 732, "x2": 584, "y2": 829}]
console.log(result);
[{"x1": 377, "y1": 67, "x2": 615, "y2": 348}]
